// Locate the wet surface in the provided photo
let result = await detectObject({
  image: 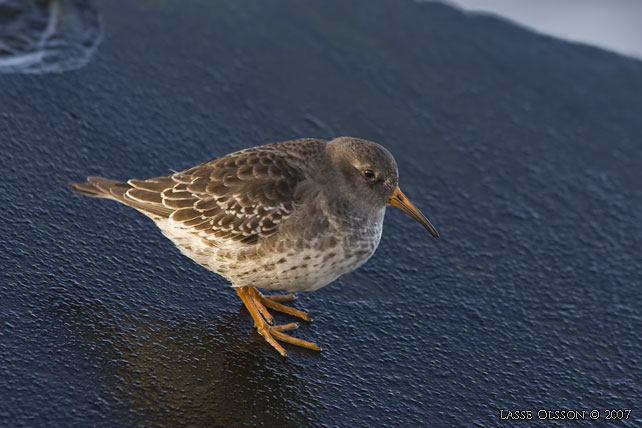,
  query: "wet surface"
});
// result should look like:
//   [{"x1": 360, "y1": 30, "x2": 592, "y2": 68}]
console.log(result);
[{"x1": 1, "y1": 0, "x2": 641, "y2": 426}]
